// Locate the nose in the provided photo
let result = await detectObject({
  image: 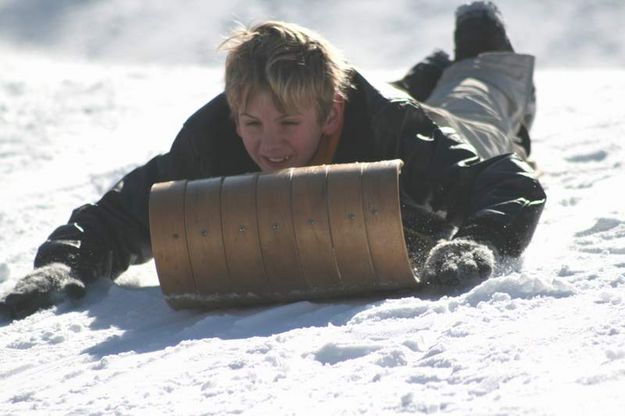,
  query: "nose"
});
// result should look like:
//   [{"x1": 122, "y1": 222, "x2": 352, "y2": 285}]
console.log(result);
[{"x1": 259, "y1": 126, "x2": 285, "y2": 153}]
